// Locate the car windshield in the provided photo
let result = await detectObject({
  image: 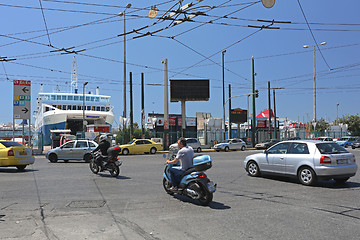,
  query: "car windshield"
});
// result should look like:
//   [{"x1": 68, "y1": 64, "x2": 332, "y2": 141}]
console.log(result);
[
  {"x1": 338, "y1": 138, "x2": 349, "y2": 141},
  {"x1": 0, "y1": 141, "x2": 24, "y2": 147},
  {"x1": 128, "y1": 140, "x2": 135, "y2": 144},
  {"x1": 316, "y1": 142, "x2": 348, "y2": 154},
  {"x1": 225, "y1": 140, "x2": 231, "y2": 143}
]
